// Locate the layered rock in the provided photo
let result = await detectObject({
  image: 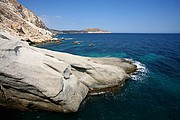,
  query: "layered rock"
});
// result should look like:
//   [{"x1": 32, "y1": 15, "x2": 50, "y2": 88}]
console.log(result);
[
  {"x1": 0, "y1": 30, "x2": 136, "y2": 112},
  {"x1": 0, "y1": 0, "x2": 53, "y2": 43}
]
